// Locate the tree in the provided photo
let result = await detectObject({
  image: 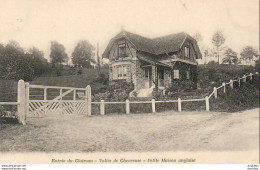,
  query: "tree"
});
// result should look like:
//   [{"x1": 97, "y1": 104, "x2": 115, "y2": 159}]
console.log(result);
[
  {"x1": 222, "y1": 48, "x2": 238, "y2": 65},
  {"x1": 26, "y1": 47, "x2": 48, "y2": 77},
  {"x1": 240, "y1": 46, "x2": 258, "y2": 64},
  {"x1": 0, "y1": 40, "x2": 34, "y2": 81},
  {"x1": 193, "y1": 32, "x2": 203, "y2": 43},
  {"x1": 50, "y1": 41, "x2": 68, "y2": 66},
  {"x1": 0, "y1": 41, "x2": 50, "y2": 81},
  {"x1": 72, "y1": 40, "x2": 95, "y2": 68},
  {"x1": 212, "y1": 30, "x2": 226, "y2": 64},
  {"x1": 203, "y1": 48, "x2": 209, "y2": 64}
]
